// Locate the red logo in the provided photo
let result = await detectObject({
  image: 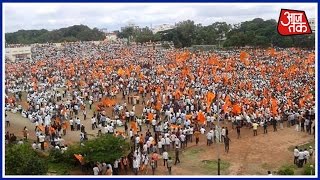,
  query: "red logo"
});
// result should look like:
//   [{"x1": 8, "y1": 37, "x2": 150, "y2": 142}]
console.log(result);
[{"x1": 277, "y1": 9, "x2": 312, "y2": 36}]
